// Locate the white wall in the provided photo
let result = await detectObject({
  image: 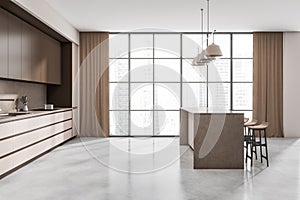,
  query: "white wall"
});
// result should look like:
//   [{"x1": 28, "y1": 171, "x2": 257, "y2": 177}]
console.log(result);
[
  {"x1": 11, "y1": 0, "x2": 79, "y2": 44},
  {"x1": 283, "y1": 33, "x2": 300, "y2": 137}
]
